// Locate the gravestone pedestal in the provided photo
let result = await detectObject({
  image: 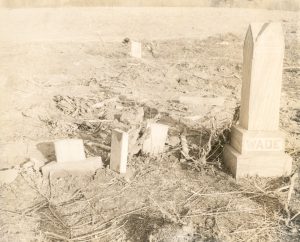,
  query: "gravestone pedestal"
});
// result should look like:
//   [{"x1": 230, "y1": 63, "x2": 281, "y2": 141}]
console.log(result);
[
  {"x1": 224, "y1": 126, "x2": 292, "y2": 178},
  {"x1": 224, "y1": 22, "x2": 292, "y2": 178}
]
